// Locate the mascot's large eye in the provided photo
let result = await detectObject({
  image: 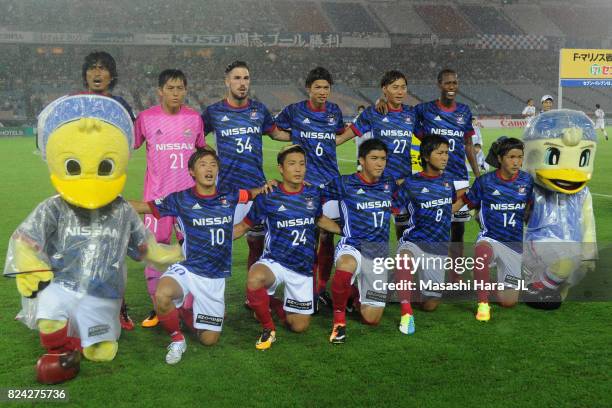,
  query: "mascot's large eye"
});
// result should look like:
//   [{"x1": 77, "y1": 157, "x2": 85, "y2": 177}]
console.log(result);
[
  {"x1": 65, "y1": 159, "x2": 81, "y2": 175},
  {"x1": 545, "y1": 147, "x2": 560, "y2": 165},
  {"x1": 579, "y1": 149, "x2": 591, "y2": 167},
  {"x1": 98, "y1": 159, "x2": 115, "y2": 176}
]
